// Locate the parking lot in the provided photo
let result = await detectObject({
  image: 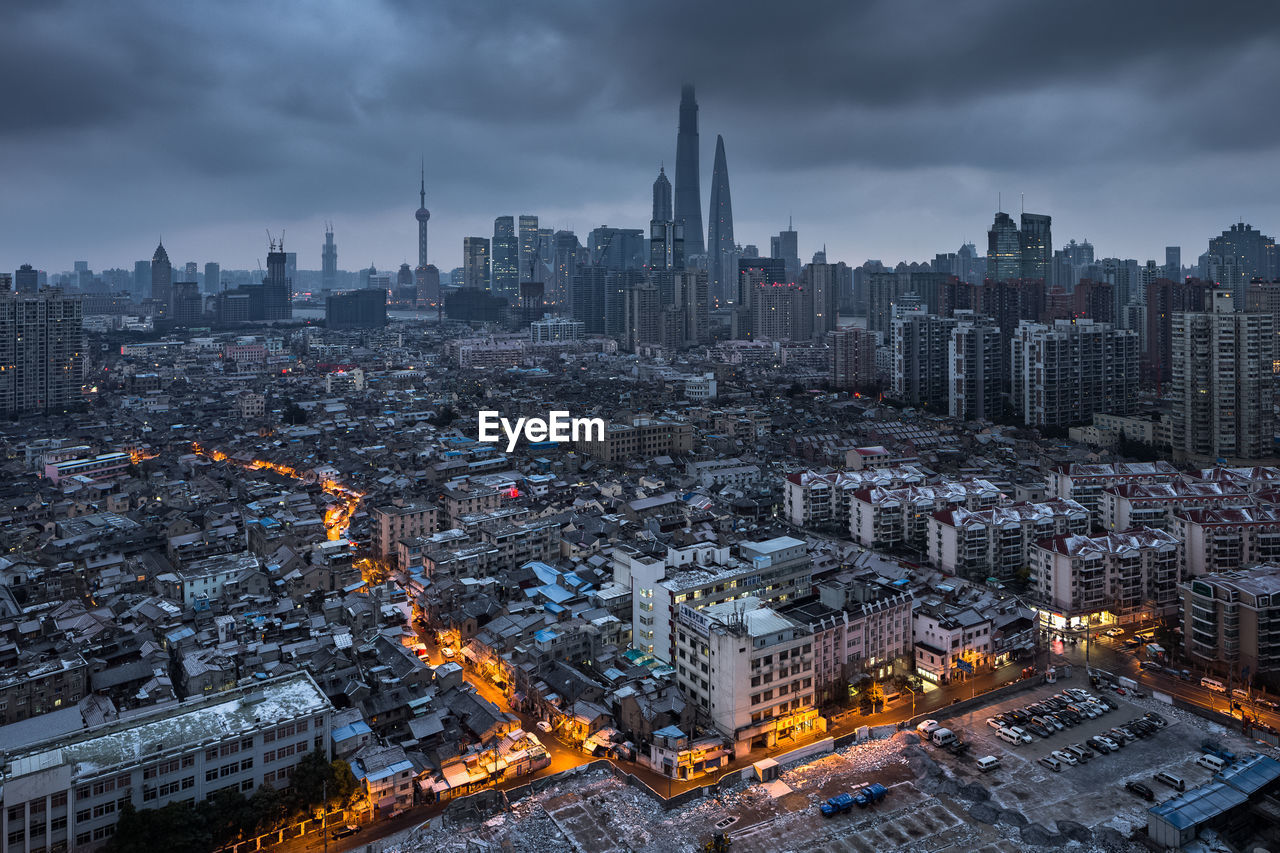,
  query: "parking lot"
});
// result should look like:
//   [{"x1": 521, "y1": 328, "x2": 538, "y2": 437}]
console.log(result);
[{"x1": 921, "y1": 680, "x2": 1250, "y2": 836}]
